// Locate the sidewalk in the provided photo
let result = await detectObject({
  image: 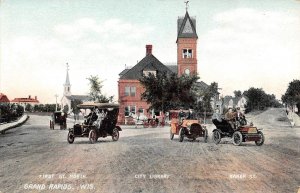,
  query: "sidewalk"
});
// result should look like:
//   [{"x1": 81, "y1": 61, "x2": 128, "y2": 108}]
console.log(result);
[{"x1": 0, "y1": 114, "x2": 29, "y2": 134}]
